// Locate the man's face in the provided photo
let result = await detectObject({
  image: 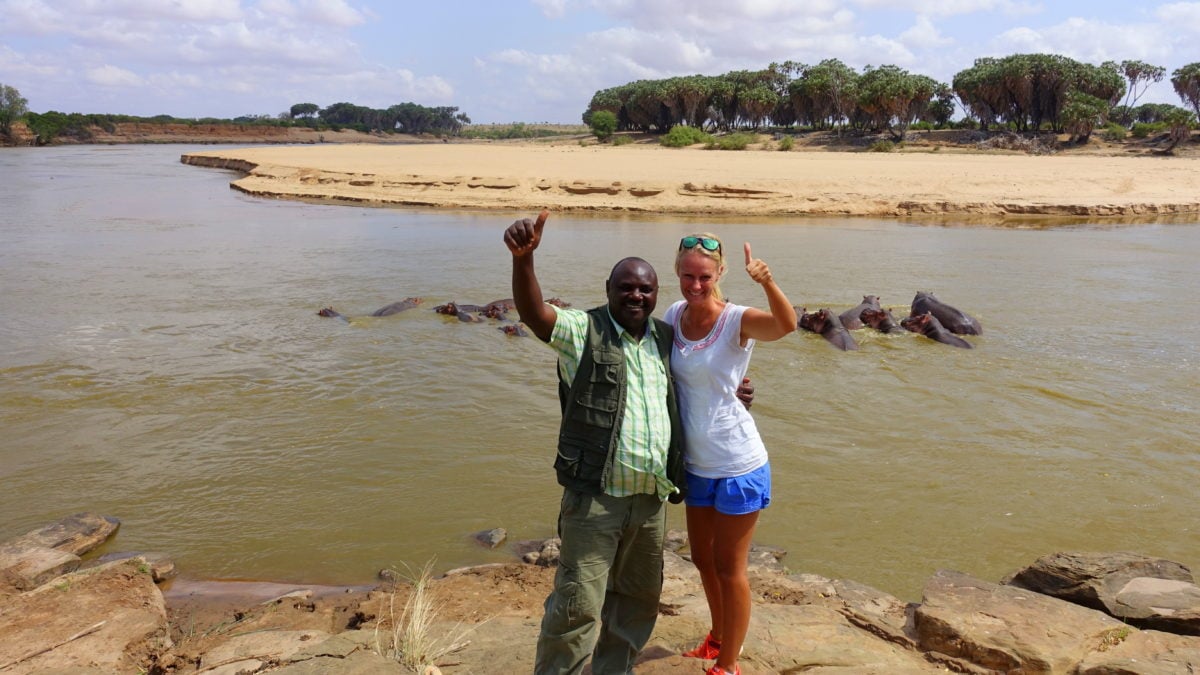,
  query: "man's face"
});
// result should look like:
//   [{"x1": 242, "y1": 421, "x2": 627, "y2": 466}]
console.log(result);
[{"x1": 606, "y1": 259, "x2": 658, "y2": 335}]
